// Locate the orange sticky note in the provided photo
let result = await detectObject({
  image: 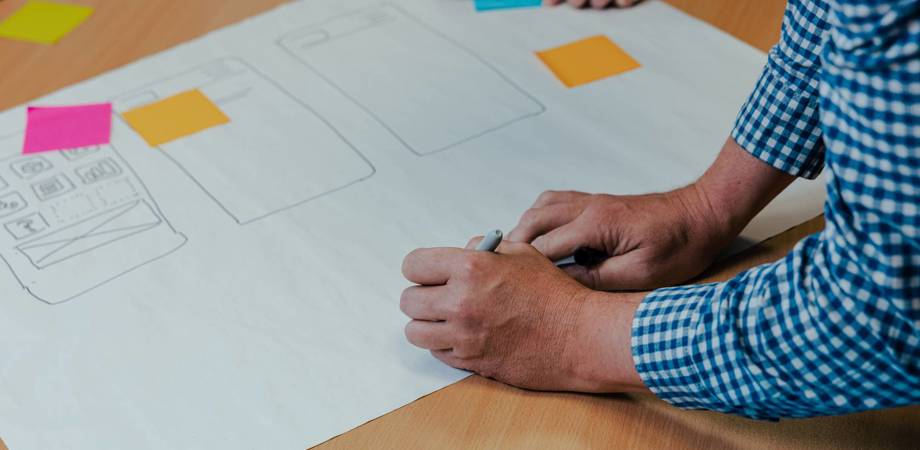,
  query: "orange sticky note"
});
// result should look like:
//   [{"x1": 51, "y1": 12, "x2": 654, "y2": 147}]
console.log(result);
[
  {"x1": 122, "y1": 90, "x2": 229, "y2": 146},
  {"x1": 536, "y1": 35, "x2": 640, "y2": 88}
]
